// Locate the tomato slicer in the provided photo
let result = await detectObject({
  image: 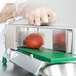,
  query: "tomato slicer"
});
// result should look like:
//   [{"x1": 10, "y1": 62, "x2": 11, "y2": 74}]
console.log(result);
[{"x1": 3, "y1": 19, "x2": 76, "y2": 76}]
